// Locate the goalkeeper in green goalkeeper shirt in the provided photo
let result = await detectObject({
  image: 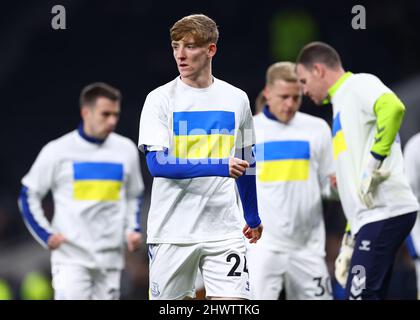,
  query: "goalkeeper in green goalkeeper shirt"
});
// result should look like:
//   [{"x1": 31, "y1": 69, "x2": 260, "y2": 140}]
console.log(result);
[{"x1": 296, "y1": 41, "x2": 419, "y2": 300}]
